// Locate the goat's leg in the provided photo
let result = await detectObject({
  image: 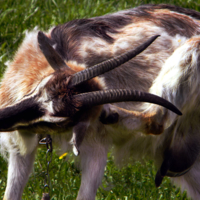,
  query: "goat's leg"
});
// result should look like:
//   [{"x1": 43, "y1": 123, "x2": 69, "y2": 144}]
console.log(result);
[
  {"x1": 76, "y1": 141, "x2": 108, "y2": 200},
  {"x1": 3, "y1": 150, "x2": 36, "y2": 200}
]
